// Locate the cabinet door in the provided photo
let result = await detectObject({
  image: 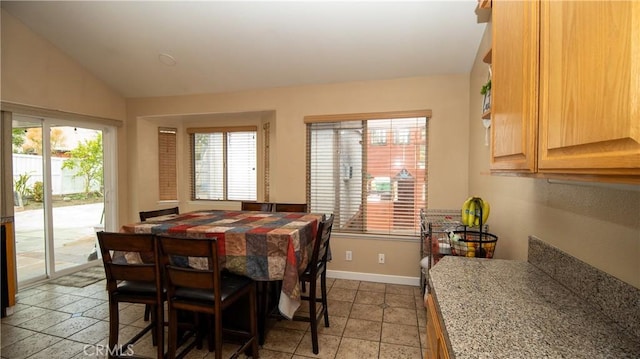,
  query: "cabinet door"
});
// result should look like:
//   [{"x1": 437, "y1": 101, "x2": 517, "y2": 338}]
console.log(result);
[
  {"x1": 490, "y1": 0, "x2": 539, "y2": 172},
  {"x1": 538, "y1": 0, "x2": 640, "y2": 176}
]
